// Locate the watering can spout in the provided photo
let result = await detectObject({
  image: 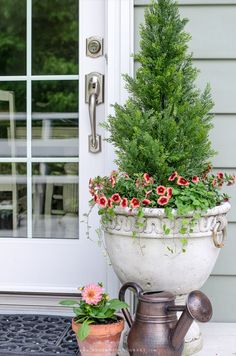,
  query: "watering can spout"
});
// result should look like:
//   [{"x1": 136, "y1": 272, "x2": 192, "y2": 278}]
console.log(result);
[{"x1": 169, "y1": 290, "x2": 213, "y2": 351}]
